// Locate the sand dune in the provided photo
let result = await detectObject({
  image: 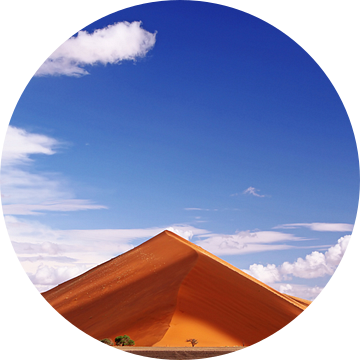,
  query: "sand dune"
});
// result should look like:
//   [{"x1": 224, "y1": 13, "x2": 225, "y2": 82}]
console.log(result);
[{"x1": 42, "y1": 230, "x2": 310, "y2": 347}]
